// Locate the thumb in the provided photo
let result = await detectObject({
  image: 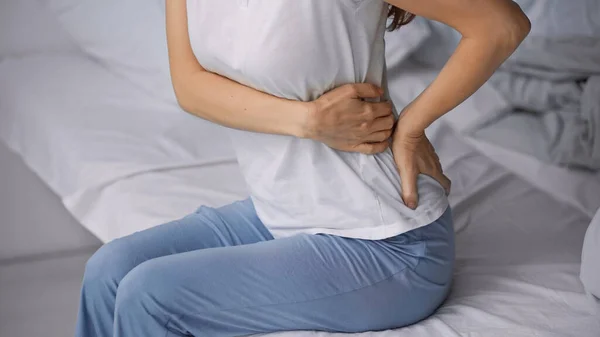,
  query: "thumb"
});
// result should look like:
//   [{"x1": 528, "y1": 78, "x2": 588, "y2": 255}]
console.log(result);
[{"x1": 399, "y1": 166, "x2": 419, "y2": 210}]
